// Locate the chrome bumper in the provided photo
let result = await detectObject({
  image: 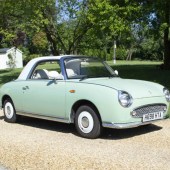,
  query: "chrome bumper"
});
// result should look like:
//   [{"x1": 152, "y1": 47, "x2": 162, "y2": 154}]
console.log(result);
[{"x1": 102, "y1": 118, "x2": 167, "y2": 129}]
